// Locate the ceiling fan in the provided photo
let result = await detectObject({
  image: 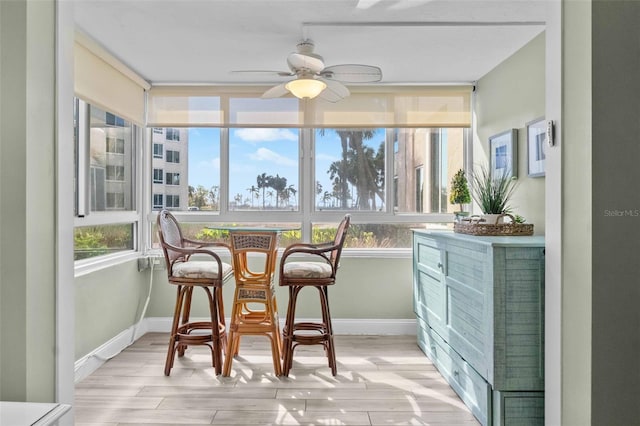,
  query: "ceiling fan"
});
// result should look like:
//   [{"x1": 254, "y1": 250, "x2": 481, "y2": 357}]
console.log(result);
[{"x1": 235, "y1": 40, "x2": 382, "y2": 102}]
